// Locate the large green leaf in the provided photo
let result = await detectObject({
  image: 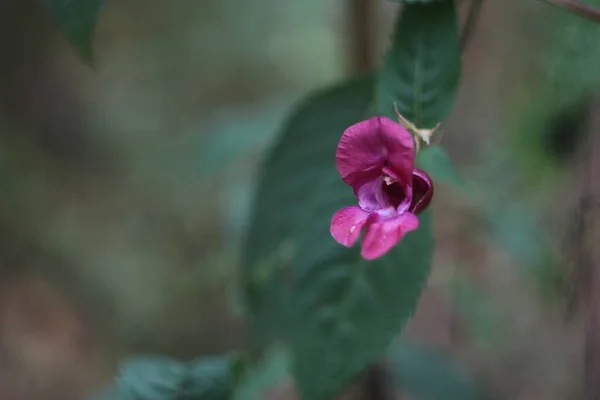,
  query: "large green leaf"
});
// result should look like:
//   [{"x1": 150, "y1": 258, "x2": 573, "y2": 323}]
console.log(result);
[
  {"x1": 241, "y1": 75, "x2": 374, "y2": 348},
  {"x1": 288, "y1": 3, "x2": 459, "y2": 398},
  {"x1": 48, "y1": 0, "x2": 105, "y2": 64},
  {"x1": 241, "y1": 74, "x2": 433, "y2": 399},
  {"x1": 243, "y1": 3, "x2": 462, "y2": 394},
  {"x1": 387, "y1": 341, "x2": 483, "y2": 400},
  {"x1": 291, "y1": 192, "x2": 433, "y2": 400},
  {"x1": 376, "y1": 1, "x2": 461, "y2": 128}
]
